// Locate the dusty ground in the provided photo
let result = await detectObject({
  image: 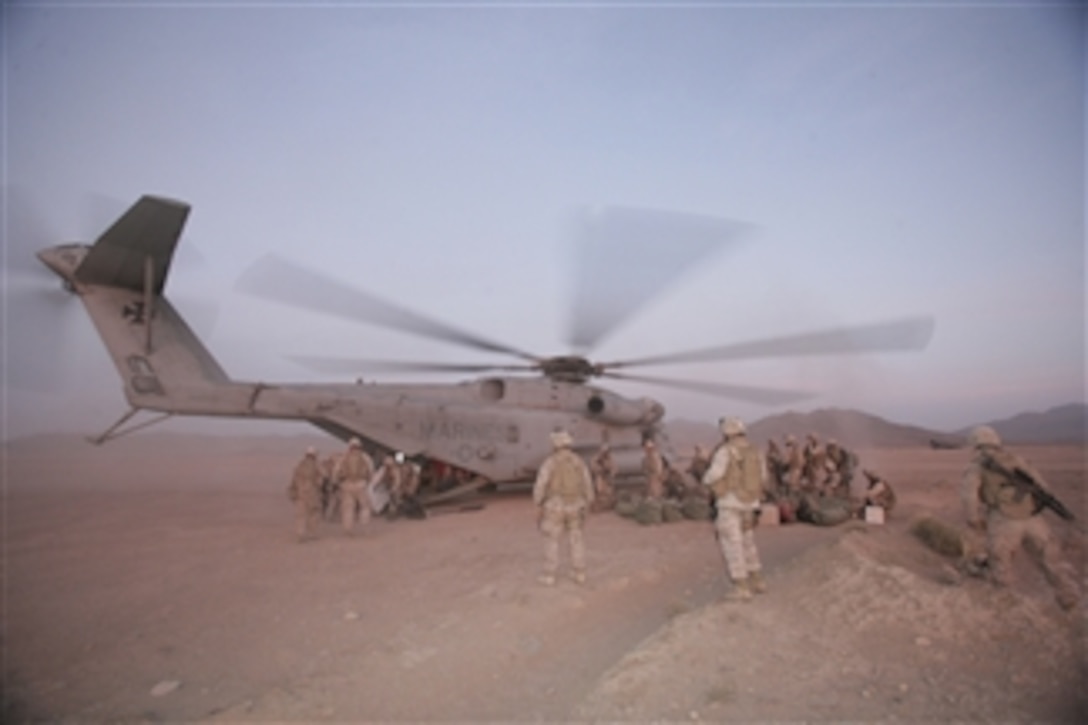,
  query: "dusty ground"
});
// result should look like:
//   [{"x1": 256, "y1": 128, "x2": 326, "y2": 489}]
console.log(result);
[{"x1": 2, "y1": 434, "x2": 1085, "y2": 722}]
